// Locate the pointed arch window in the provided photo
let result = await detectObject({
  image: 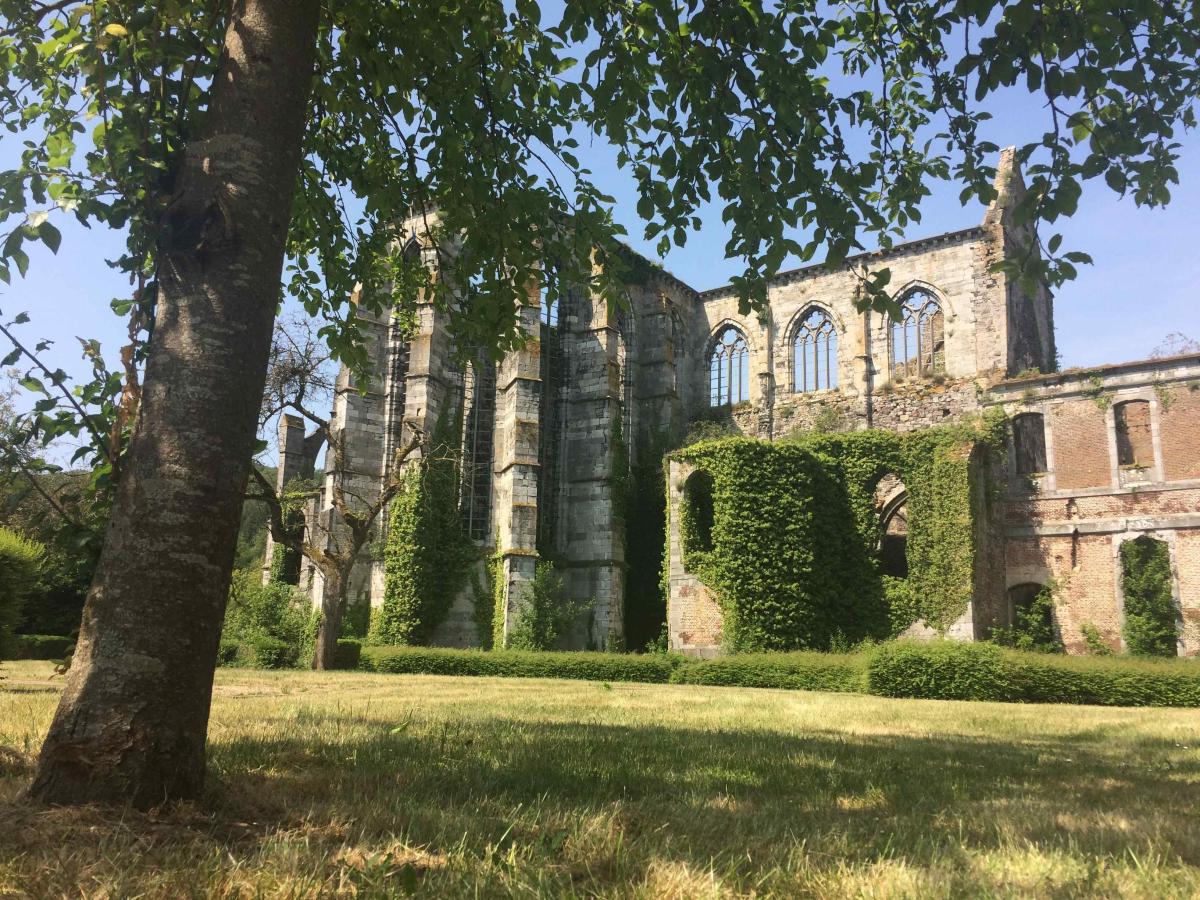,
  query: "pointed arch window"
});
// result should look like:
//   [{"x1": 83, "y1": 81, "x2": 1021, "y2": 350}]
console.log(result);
[
  {"x1": 792, "y1": 307, "x2": 838, "y2": 393},
  {"x1": 891, "y1": 290, "x2": 945, "y2": 378},
  {"x1": 708, "y1": 326, "x2": 749, "y2": 406}
]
